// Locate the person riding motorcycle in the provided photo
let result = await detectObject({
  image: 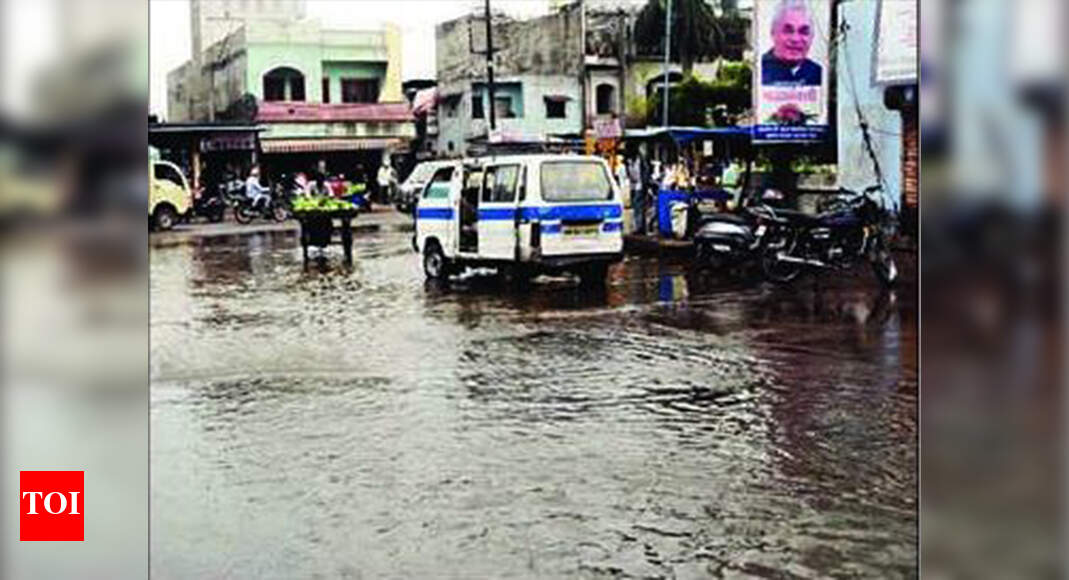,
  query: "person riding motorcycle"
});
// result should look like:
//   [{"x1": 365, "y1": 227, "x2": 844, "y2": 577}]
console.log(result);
[{"x1": 245, "y1": 166, "x2": 271, "y2": 211}]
